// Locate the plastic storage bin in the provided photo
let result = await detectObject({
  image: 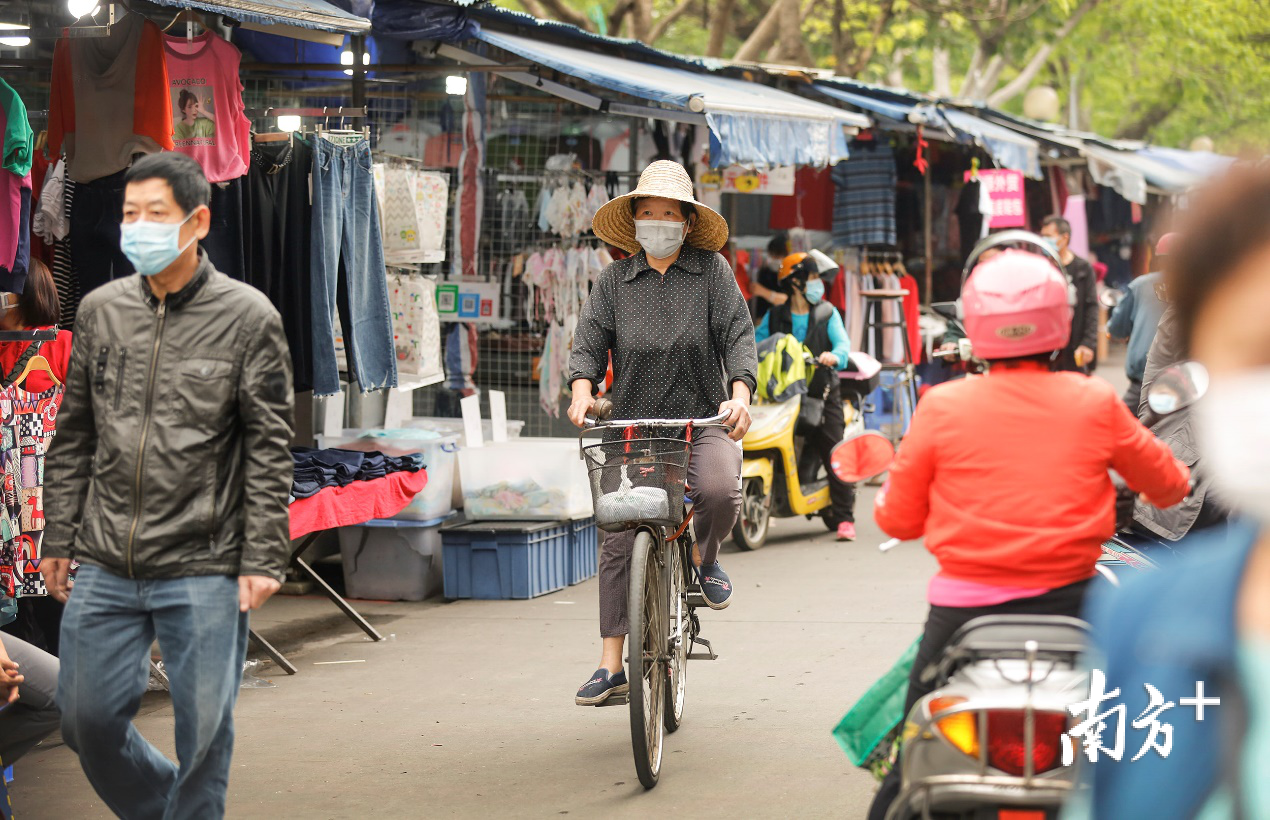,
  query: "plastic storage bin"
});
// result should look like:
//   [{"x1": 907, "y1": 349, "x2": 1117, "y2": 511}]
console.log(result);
[
  {"x1": 568, "y1": 516, "x2": 599, "y2": 585},
  {"x1": 338, "y1": 516, "x2": 450, "y2": 601},
  {"x1": 441, "y1": 519, "x2": 570, "y2": 599},
  {"x1": 316, "y1": 429, "x2": 459, "y2": 521},
  {"x1": 405, "y1": 416, "x2": 526, "y2": 442},
  {"x1": 457, "y1": 438, "x2": 591, "y2": 521}
]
